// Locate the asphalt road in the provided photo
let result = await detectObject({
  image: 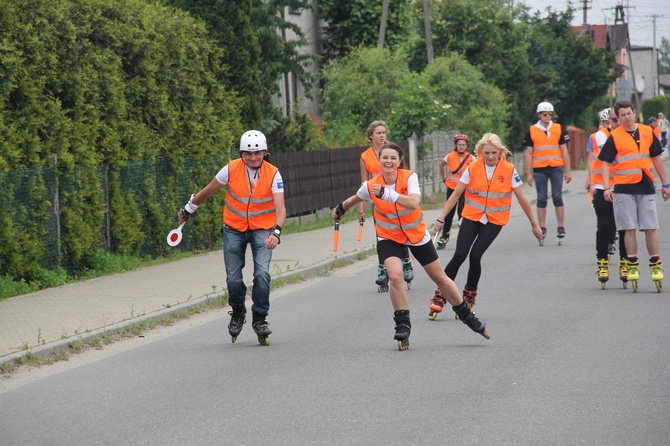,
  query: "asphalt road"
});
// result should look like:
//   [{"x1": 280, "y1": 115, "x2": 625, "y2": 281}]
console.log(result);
[{"x1": 1, "y1": 189, "x2": 670, "y2": 446}]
